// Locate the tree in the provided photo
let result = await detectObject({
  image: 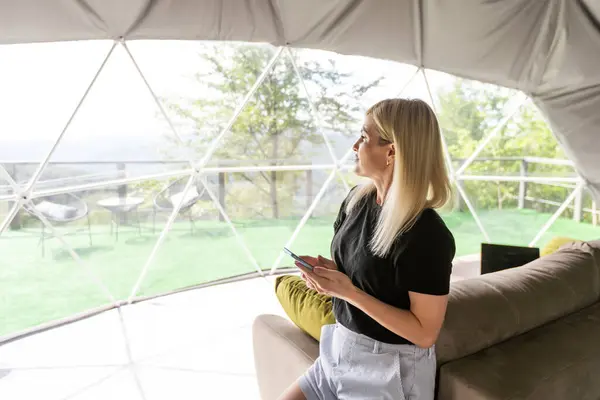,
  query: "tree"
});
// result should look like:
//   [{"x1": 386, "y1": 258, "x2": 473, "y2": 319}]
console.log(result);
[
  {"x1": 438, "y1": 79, "x2": 514, "y2": 160},
  {"x1": 166, "y1": 44, "x2": 379, "y2": 219},
  {"x1": 436, "y1": 79, "x2": 569, "y2": 212}
]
